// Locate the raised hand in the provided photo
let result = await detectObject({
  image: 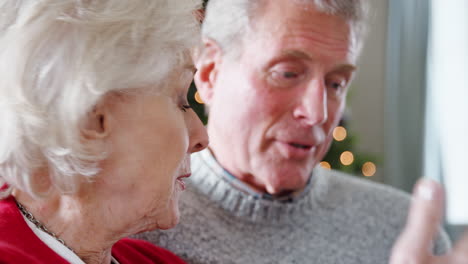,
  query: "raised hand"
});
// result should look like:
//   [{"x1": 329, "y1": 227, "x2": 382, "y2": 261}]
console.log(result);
[{"x1": 390, "y1": 179, "x2": 468, "y2": 264}]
